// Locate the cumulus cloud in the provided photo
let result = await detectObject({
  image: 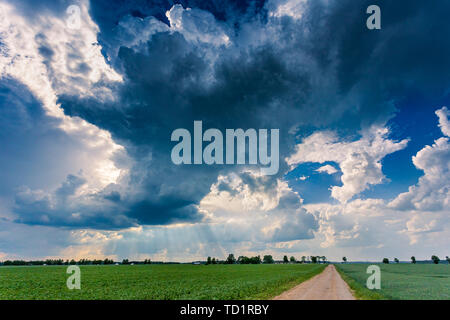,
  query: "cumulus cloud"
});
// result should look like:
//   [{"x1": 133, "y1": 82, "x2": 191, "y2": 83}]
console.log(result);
[
  {"x1": 199, "y1": 171, "x2": 318, "y2": 244},
  {"x1": 287, "y1": 127, "x2": 408, "y2": 203},
  {"x1": 436, "y1": 106, "x2": 450, "y2": 137},
  {"x1": 389, "y1": 107, "x2": 450, "y2": 212},
  {"x1": 316, "y1": 164, "x2": 338, "y2": 175}
]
